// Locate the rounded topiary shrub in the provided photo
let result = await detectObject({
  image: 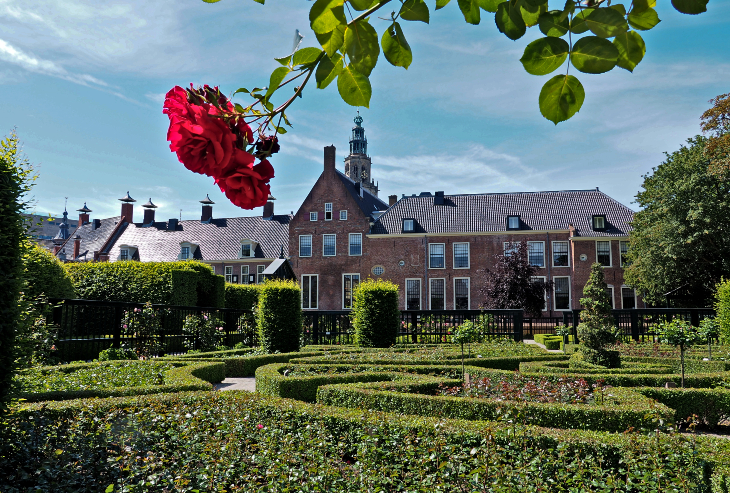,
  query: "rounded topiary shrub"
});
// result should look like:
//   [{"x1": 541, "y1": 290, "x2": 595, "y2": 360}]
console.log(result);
[
  {"x1": 257, "y1": 280, "x2": 302, "y2": 353},
  {"x1": 352, "y1": 279, "x2": 399, "y2": 348},
  {"x1": 23, "y1": 244, "x2": 75, "y2": 300}
]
